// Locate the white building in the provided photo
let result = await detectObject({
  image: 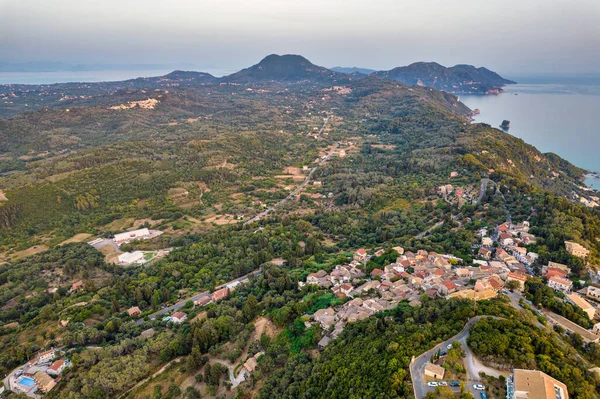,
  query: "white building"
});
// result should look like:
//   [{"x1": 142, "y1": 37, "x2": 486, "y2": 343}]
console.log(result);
[
  {"x1": 113, "y1": 228, "x2": 161, "y2": 245},
  {"x1": 118, "y1": 251, "x2": 146, "y2": 266},
  {"x1": 37, "y1": 349, "x2": 55, "y2": 364},
  {"x1": 548, "y1": 276, "x2": 573, "y2": 293}
]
